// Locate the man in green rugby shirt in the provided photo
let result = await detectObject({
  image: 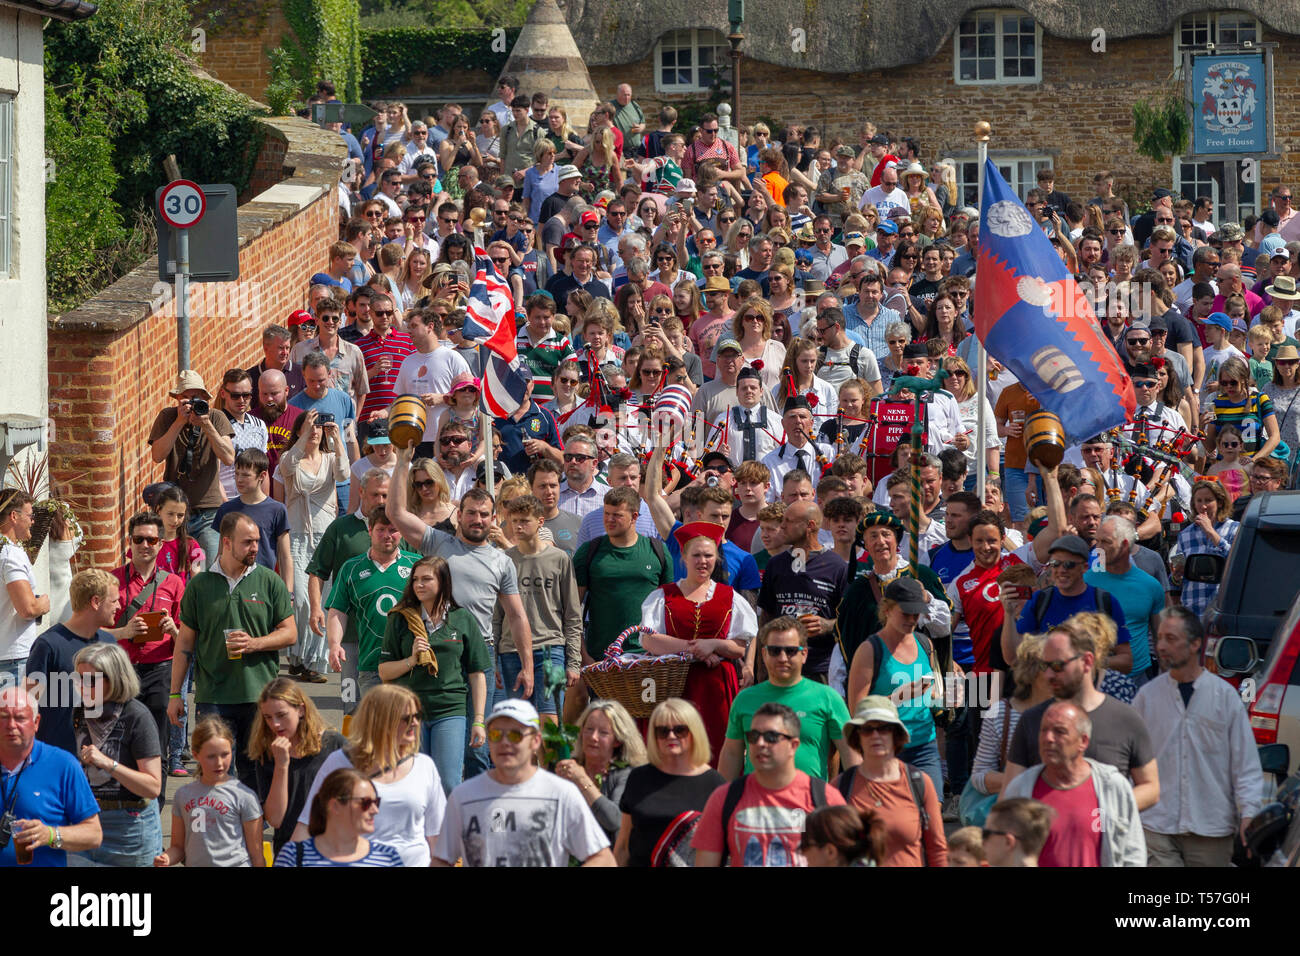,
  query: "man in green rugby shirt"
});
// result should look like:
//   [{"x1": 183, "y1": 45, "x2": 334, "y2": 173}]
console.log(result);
[
  {"x1": 326, "y1": 507, "x2": 417, "y2": 710},
  {"x1": 168, "y1": 511, "x2": 295, "y2": 785},
  {"x1": 306, "y1": 468, "x2": 393, "y2": 714}
]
